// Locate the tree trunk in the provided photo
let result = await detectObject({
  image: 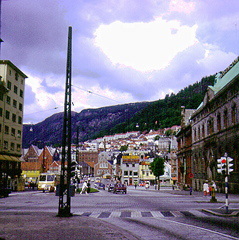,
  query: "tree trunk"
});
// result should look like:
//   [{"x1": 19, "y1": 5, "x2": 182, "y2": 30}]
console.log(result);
[{"x1": 157, "y1": 176, "x2": 160, "y2": 190}]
